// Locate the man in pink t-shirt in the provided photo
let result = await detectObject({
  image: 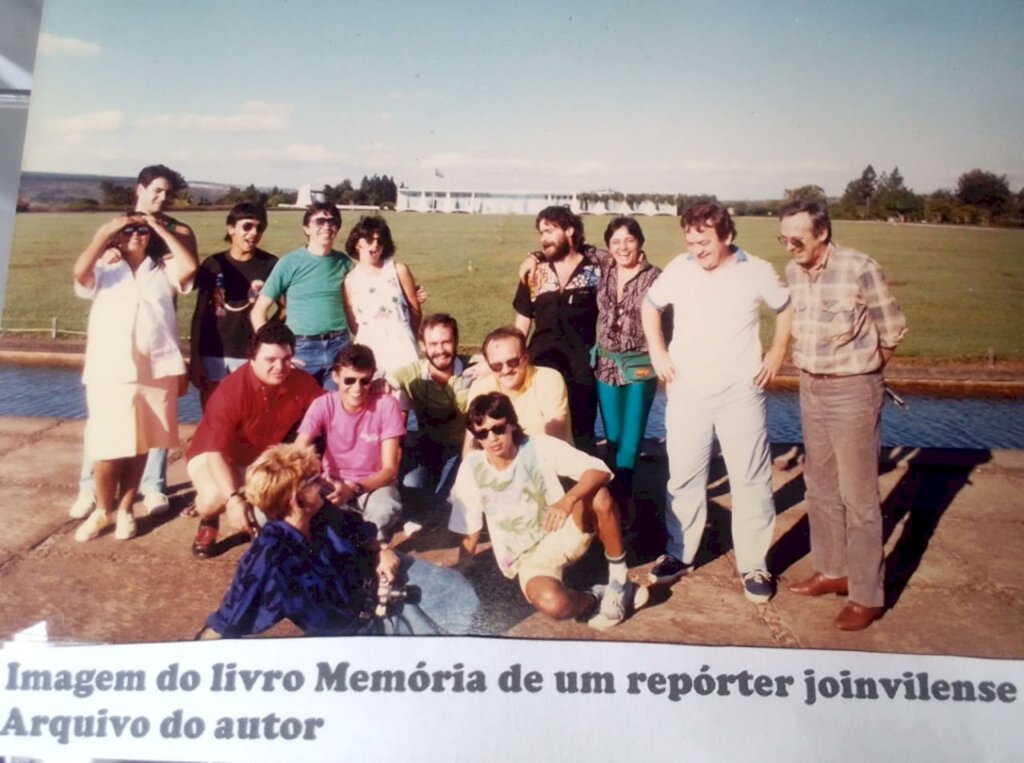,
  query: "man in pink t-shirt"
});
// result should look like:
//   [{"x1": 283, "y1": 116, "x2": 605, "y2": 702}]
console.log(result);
[{"x1": 296, "y1": 344, "x2": 406, "y2": 539}]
